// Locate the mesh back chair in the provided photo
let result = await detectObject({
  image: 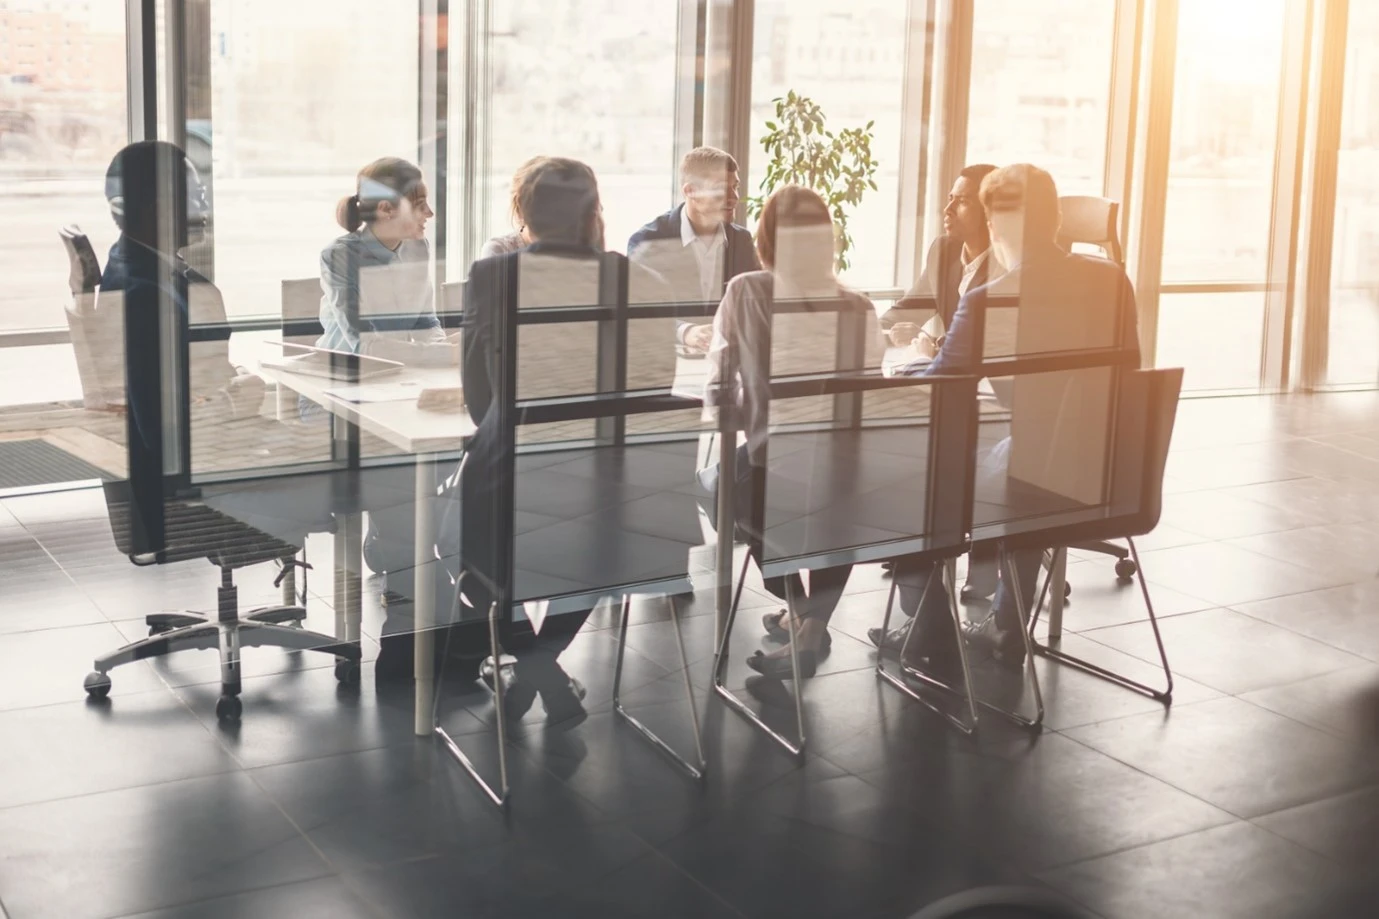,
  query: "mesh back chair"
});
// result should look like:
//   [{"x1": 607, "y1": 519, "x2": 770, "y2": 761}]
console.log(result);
[
  {"x1": 83, "y1": 482, "x2": 361, "y2": 720},
  {"x1": 1055, "y1": 195, "x2": 1140, "y2": 580}
]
